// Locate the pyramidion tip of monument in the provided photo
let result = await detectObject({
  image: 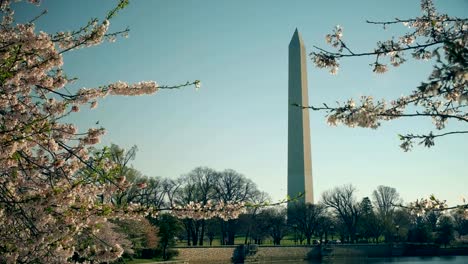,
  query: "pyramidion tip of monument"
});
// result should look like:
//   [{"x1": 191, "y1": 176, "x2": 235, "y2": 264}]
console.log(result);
[{"x1": 290, "y1": 28, "x2": 304, "y2": 47}]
